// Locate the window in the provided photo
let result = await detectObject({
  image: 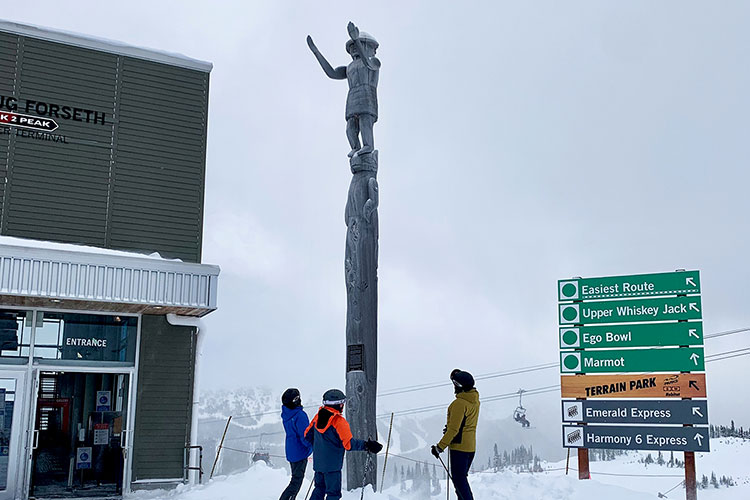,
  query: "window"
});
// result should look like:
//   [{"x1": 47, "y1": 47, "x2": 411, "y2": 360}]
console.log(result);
[
  {"x1": 34, "y1": 313, "x2": 137, "y2": 364},
  {"x1": 0, "y1": 309, "x2": 32, "y2": 360}
]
